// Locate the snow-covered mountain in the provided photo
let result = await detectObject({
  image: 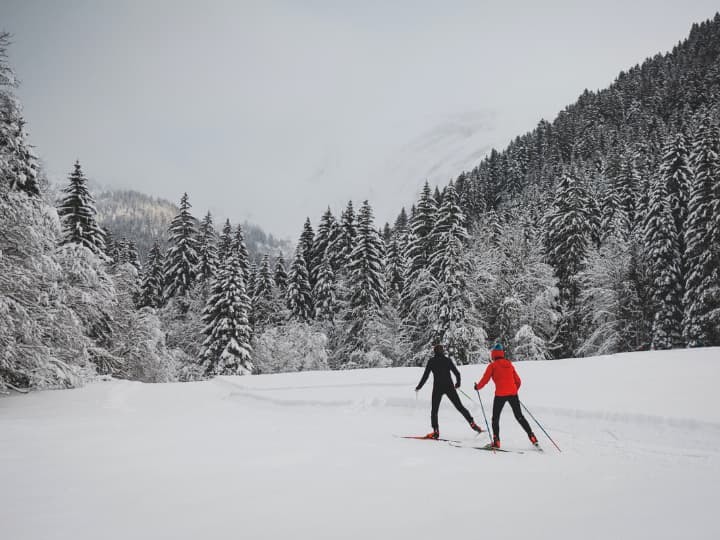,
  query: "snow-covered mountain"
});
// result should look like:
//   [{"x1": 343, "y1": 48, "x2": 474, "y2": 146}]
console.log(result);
[
  {"x1": 2, "y1": 348, "x2": 718, "y2": 539},
  {"x1": 298, "y1": 110, "x2": 498, "y2": 229},
  {"x1": 95, "y1": 189, "x2": 291, "y2": 263}
]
